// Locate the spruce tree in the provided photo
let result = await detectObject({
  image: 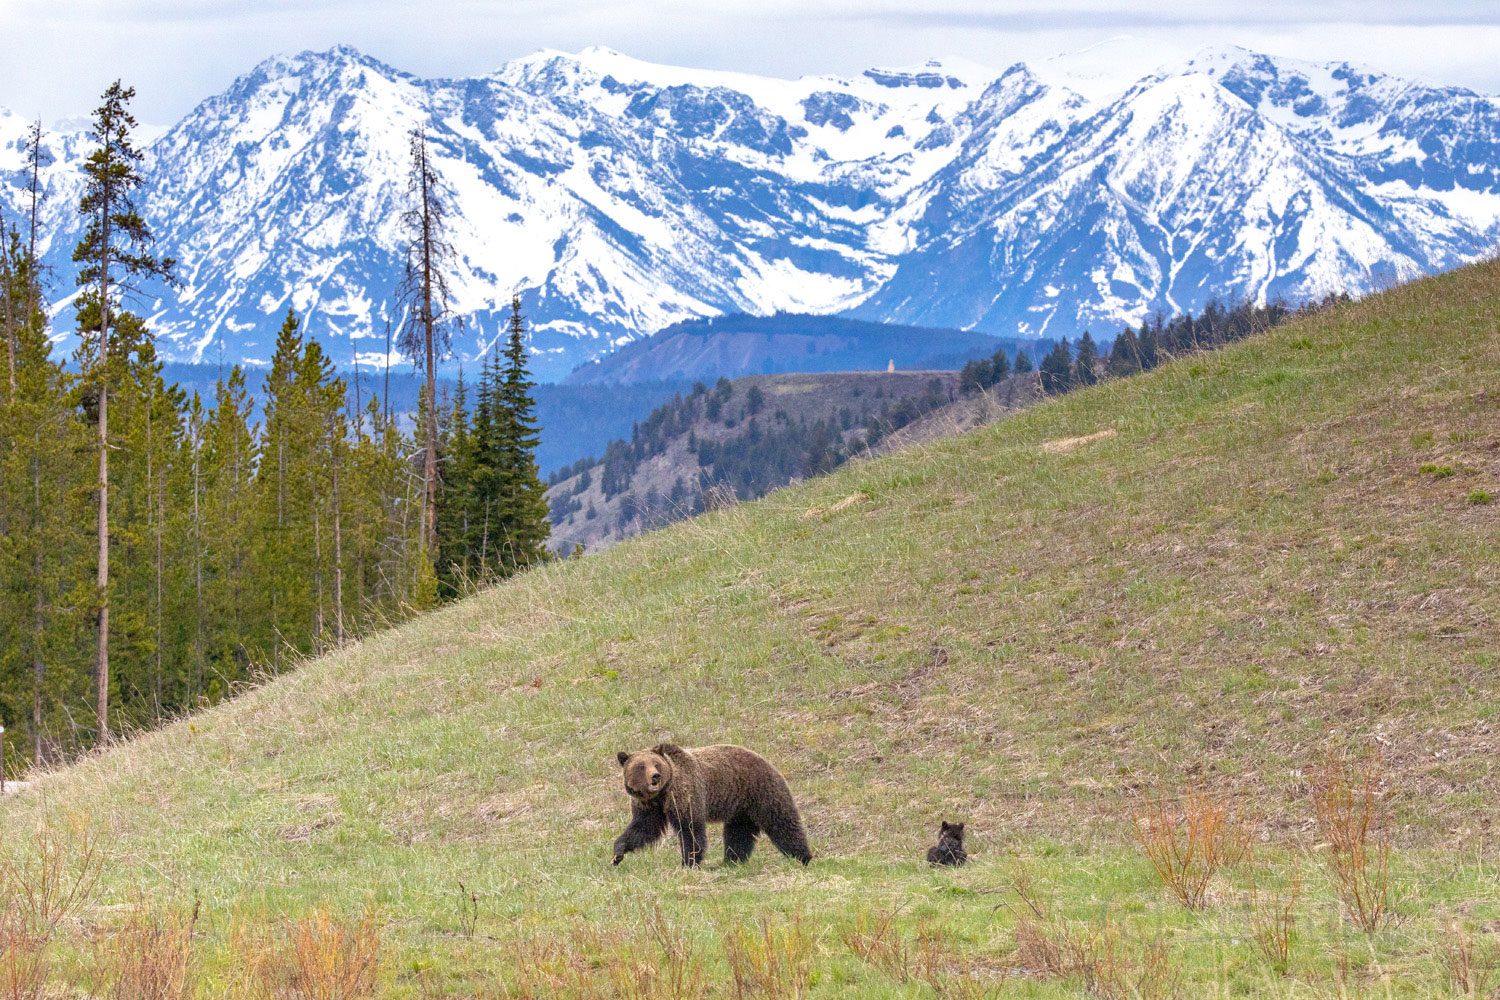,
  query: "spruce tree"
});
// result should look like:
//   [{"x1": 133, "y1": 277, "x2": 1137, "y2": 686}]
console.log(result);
[
  {"x1": 436, "y1": 371, "x2": 474, "y2": 595},
  {"x1": 0, "y1": 226, "x2": 80, "y2": 763},
  {"x1": 1073, "y1": 331, "x2": 1100, "y2": 386},
  {"x1": 1108, "y1": 326, "x2": 1141, "y2": 377},
  {"x1": 1039, "y1": 339, "x2": 1073, "y2": 394},
  {"x1": 71, "y1": 81, "x2": 176, "y2": 742},
  {"x1": 989, "y1": 345, "x2": 1010, "y2": 381},
  {"x1": 494, "y1": 295, "x2": 550, "y2": 571},
  {"x1": 1013, "y1": 349, "x2": 1033, "y2": 374}
]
